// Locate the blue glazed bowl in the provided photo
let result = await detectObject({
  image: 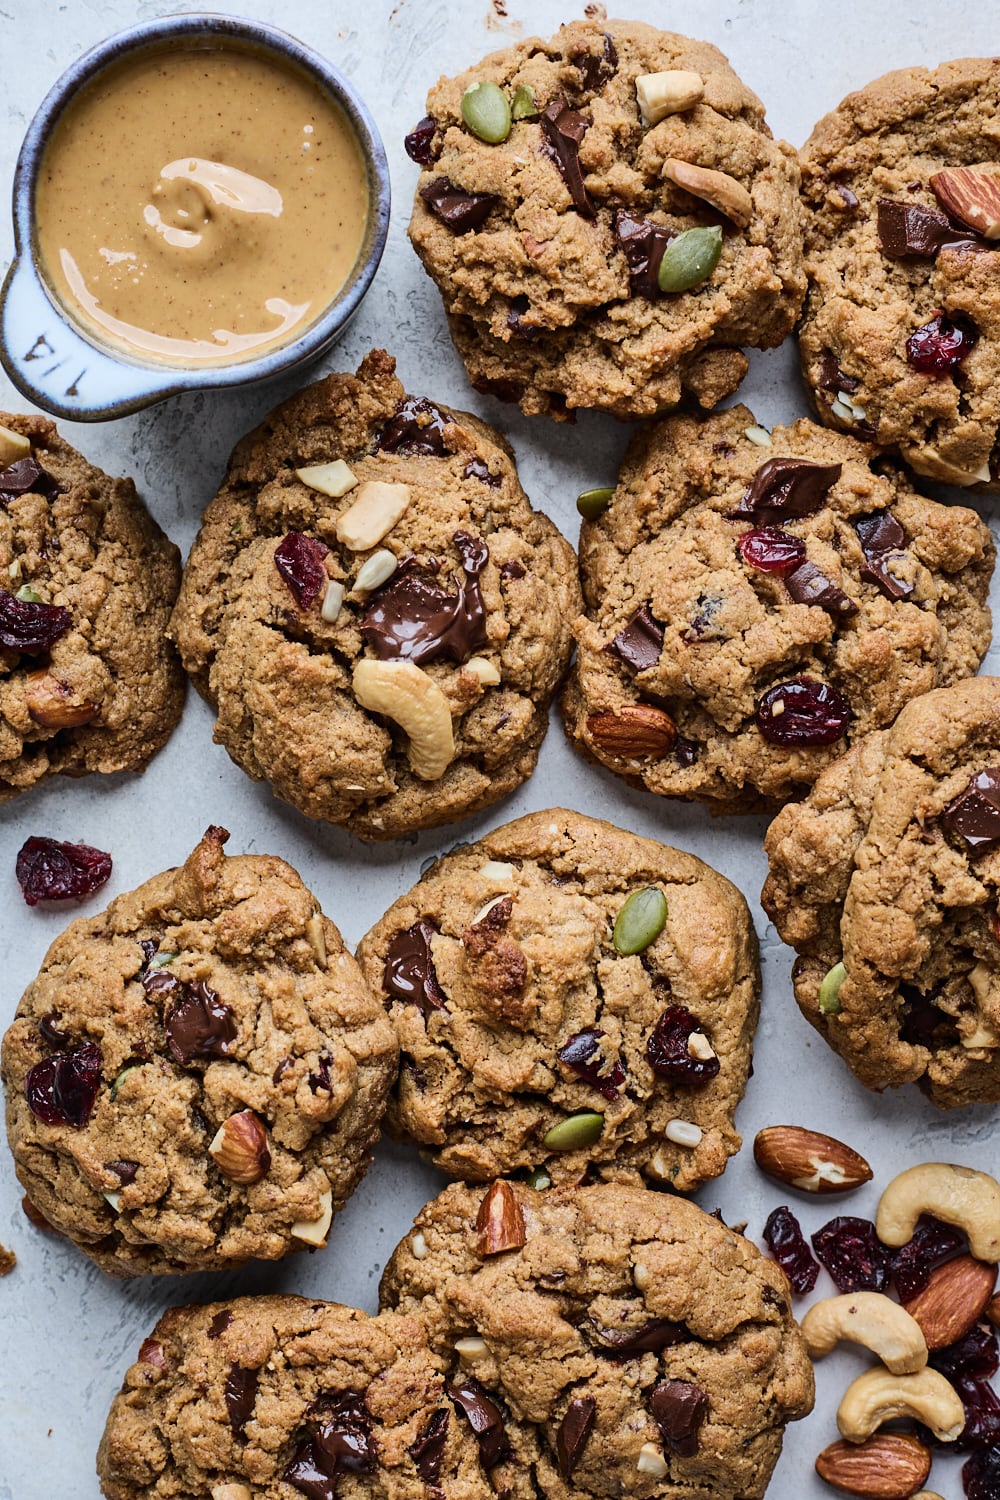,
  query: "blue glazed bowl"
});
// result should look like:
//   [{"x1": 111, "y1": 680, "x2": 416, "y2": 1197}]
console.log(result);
[{"x1": 0, "y1": 13, "x2": 390, "y2": 421}]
